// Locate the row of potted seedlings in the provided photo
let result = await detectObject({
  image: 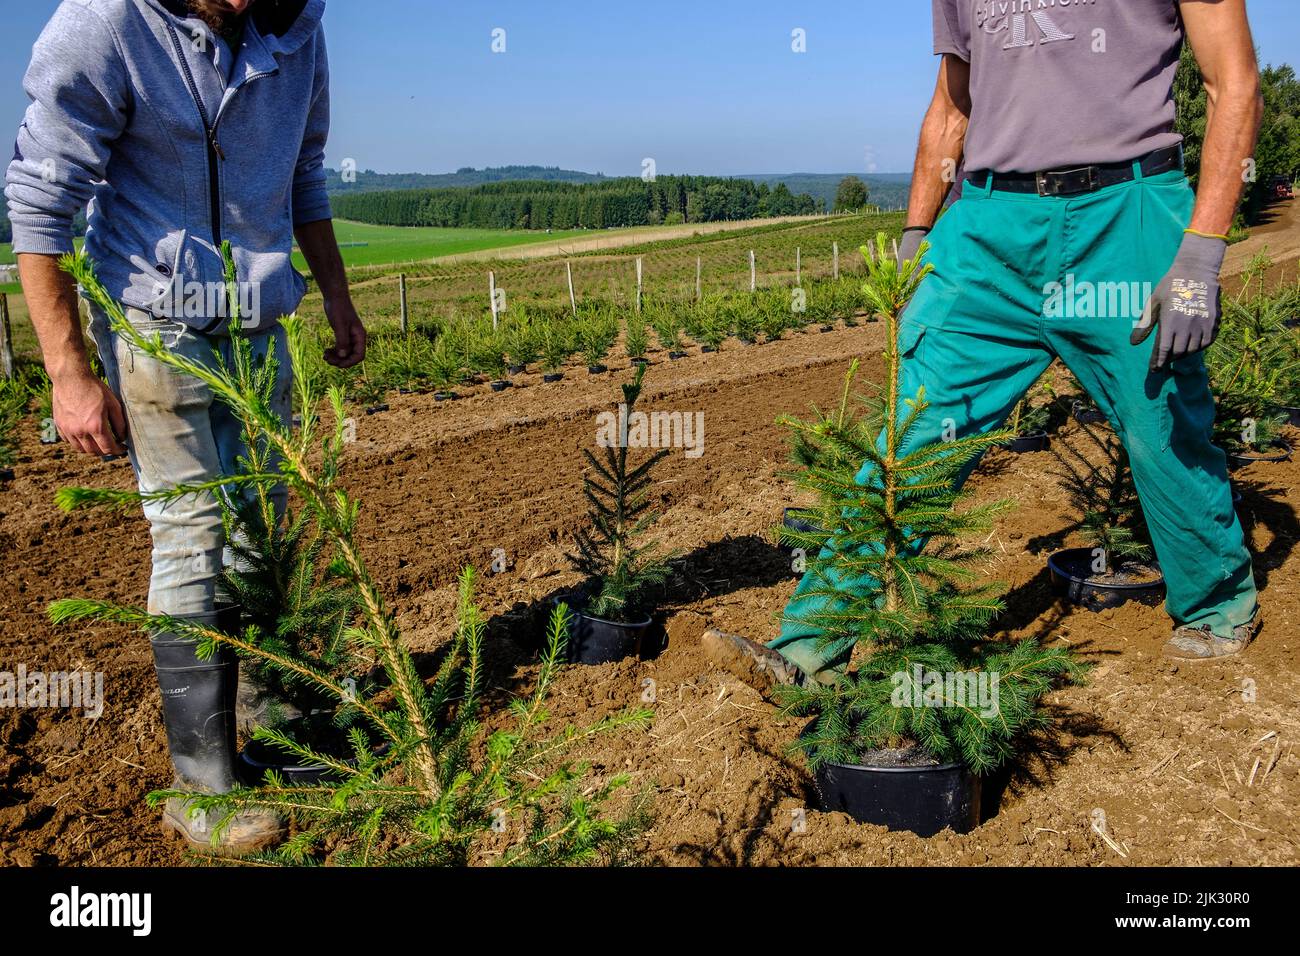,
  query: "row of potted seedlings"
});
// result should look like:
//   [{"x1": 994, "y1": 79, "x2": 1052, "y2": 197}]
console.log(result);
[{"x1": 344, "y1": 278, "x2": 875, "y2": 415}]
